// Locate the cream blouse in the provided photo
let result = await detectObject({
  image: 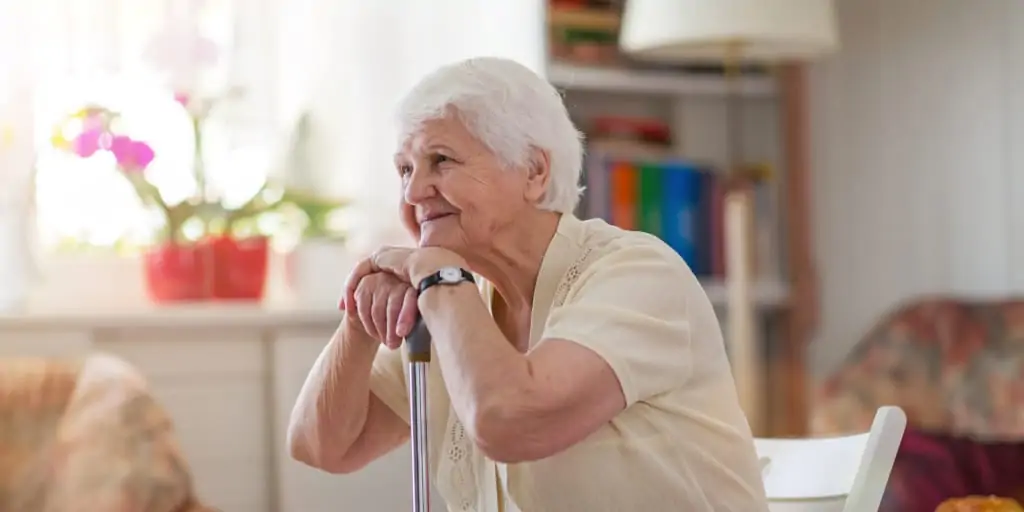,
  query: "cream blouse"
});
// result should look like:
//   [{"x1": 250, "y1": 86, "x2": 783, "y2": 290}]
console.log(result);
[{"x1": 368, "y1": 214, "x2": 768, "y2": 512}]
